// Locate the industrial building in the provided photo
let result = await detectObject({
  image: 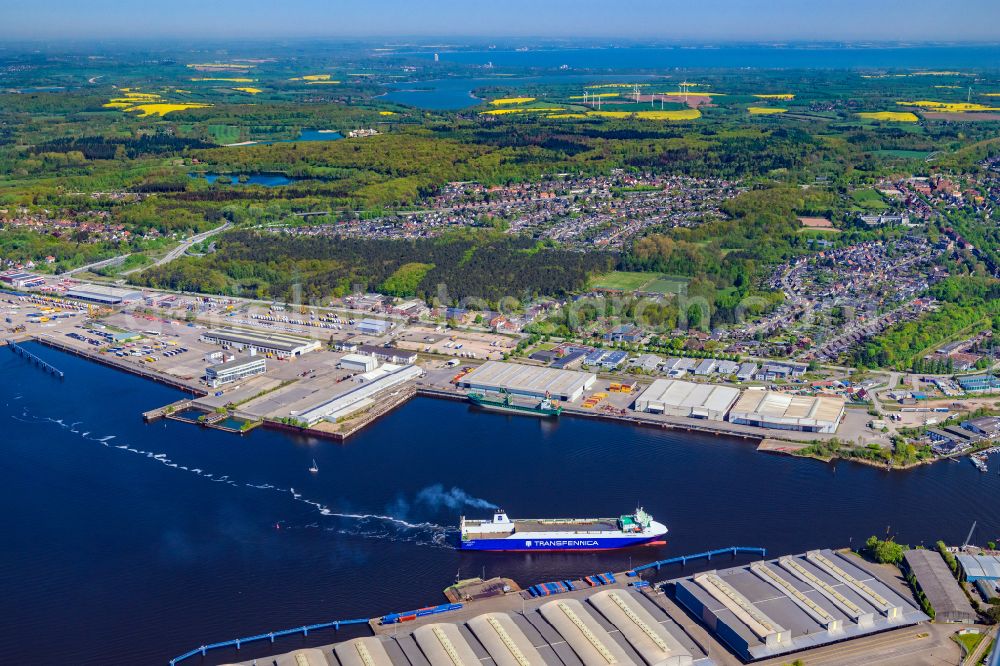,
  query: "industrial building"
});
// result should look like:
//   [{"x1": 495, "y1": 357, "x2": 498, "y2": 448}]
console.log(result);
[
  {"x1": 228, "y1": 547, "x2": 928, "y2": 666},
  {"x1": 457, "y1": 361, "x2": 597, "y2": 402},
  {"x1": 65, "y1": 284, "x2": 142, "y2": 305},
  {"x1": 294, "y1": 364, "x2": 422, "y2": 425},
  {"x1": 902, "y1": 549, "x2": 977, "y2": 624},
  {"x1": 0, "y1": 271, "x2": 44, "y2": 288},
  {"x1": 200, "y1": 327, "x2": 320, "y2": 358},
  {"x1": 205, "y1": 355, "x2": 266, "y2": 388},
  {"x1": 339, "y1": 353, "x2": 379, "y2": 373},
  {"x1": 961, "y1": 416, "x2": 1000, "y2": 438},
  {"x1": 957, "y1": 374, "x2": 1000, "y2": 392},
  {"x1": 357, "y1": 344, "x2": 417, "y2": 365},
  {"x1": 356, "y1": 318, "x2": 392, "y2": 336},
  {"x1": 674, "y1": 549, "x2": 927, "y2": 661},
  {"x1": 633, "y1": 379, "x2": 740, "y2": 421},
  {"x1": 227, "y1": 588, "x2": 706, "y2": 666},
  {"x1": 957, "y1": 552, "x2": 1000, "y2": 583},
  {"x1": 728, "y1": 390, "x2": 844, "y2": 433},
  {"x1": 736, "y1": 362, "x2": 759, "y2": 382}
]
